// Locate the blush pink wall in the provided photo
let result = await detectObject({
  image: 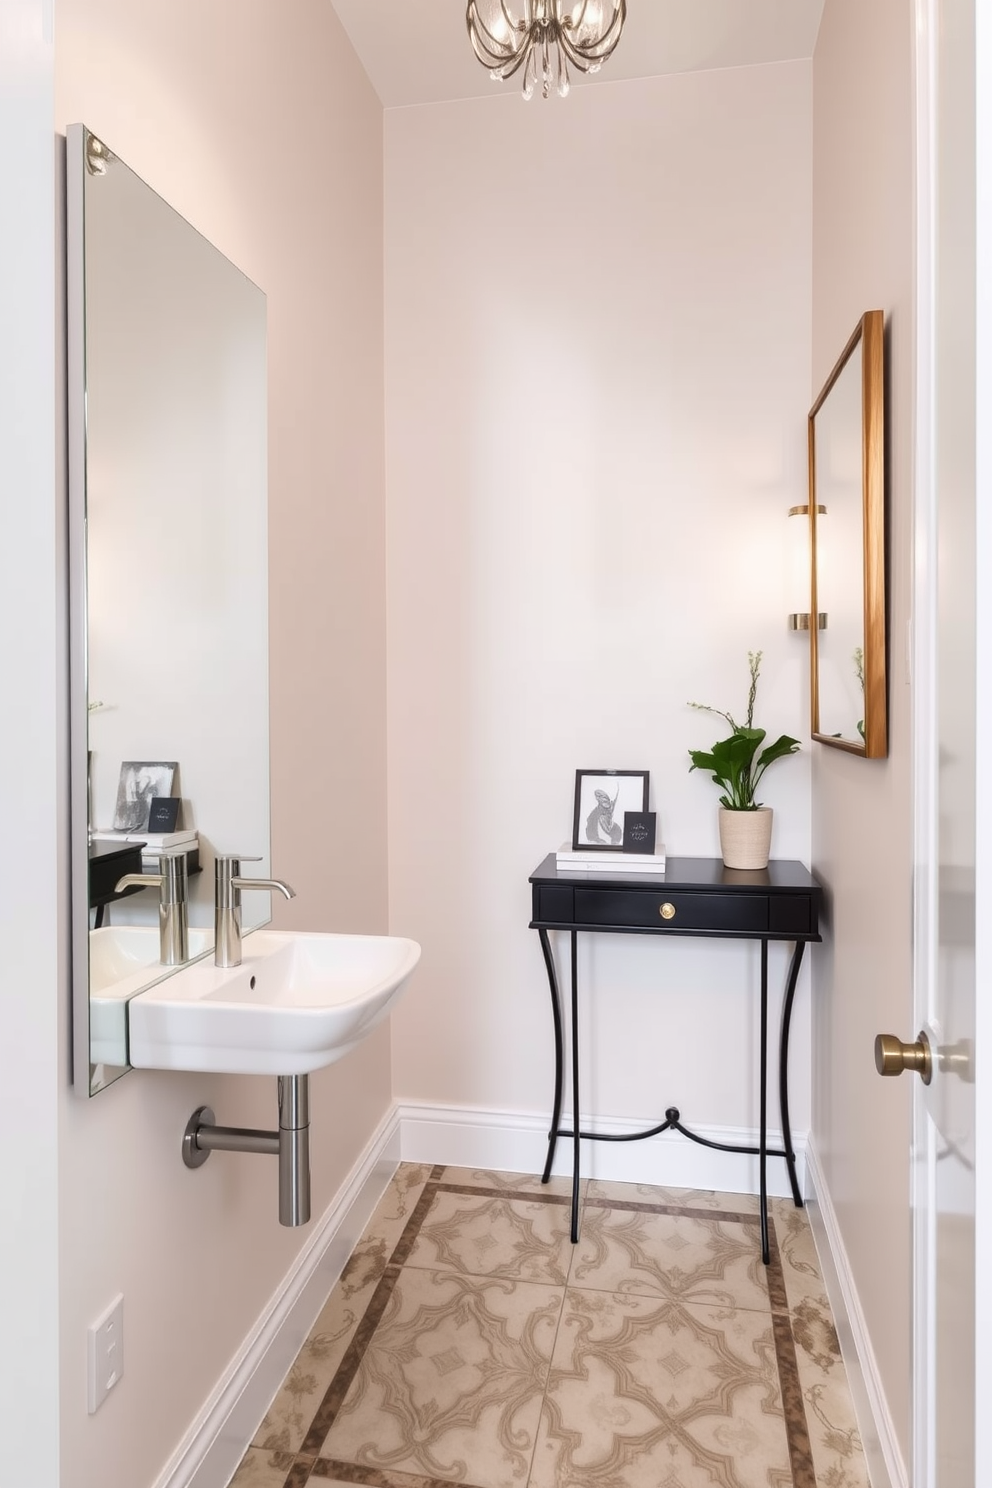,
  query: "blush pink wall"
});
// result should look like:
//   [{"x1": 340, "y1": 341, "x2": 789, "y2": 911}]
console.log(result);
[
  {"x1": 811, "y1": 0, "x2": 915, "y2": 1469},
  {"x1": 385, "y1": 65, "x2": 814, "y2": 1145},
  {"x1": 54, "y1": 5, "x2": 390, "y2": 1485}
]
